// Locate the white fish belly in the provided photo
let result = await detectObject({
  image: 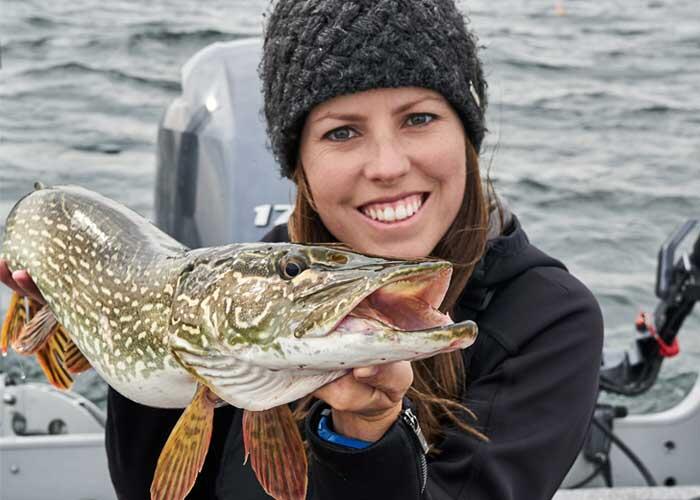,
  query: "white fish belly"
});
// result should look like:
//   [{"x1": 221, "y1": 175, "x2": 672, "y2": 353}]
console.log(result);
[
  {"x1": 173, "y1": 347, "x2": 347, "y2": 411},
  {"x1": 91, "y1": 354, "x2": 198, "y2": 409}
]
